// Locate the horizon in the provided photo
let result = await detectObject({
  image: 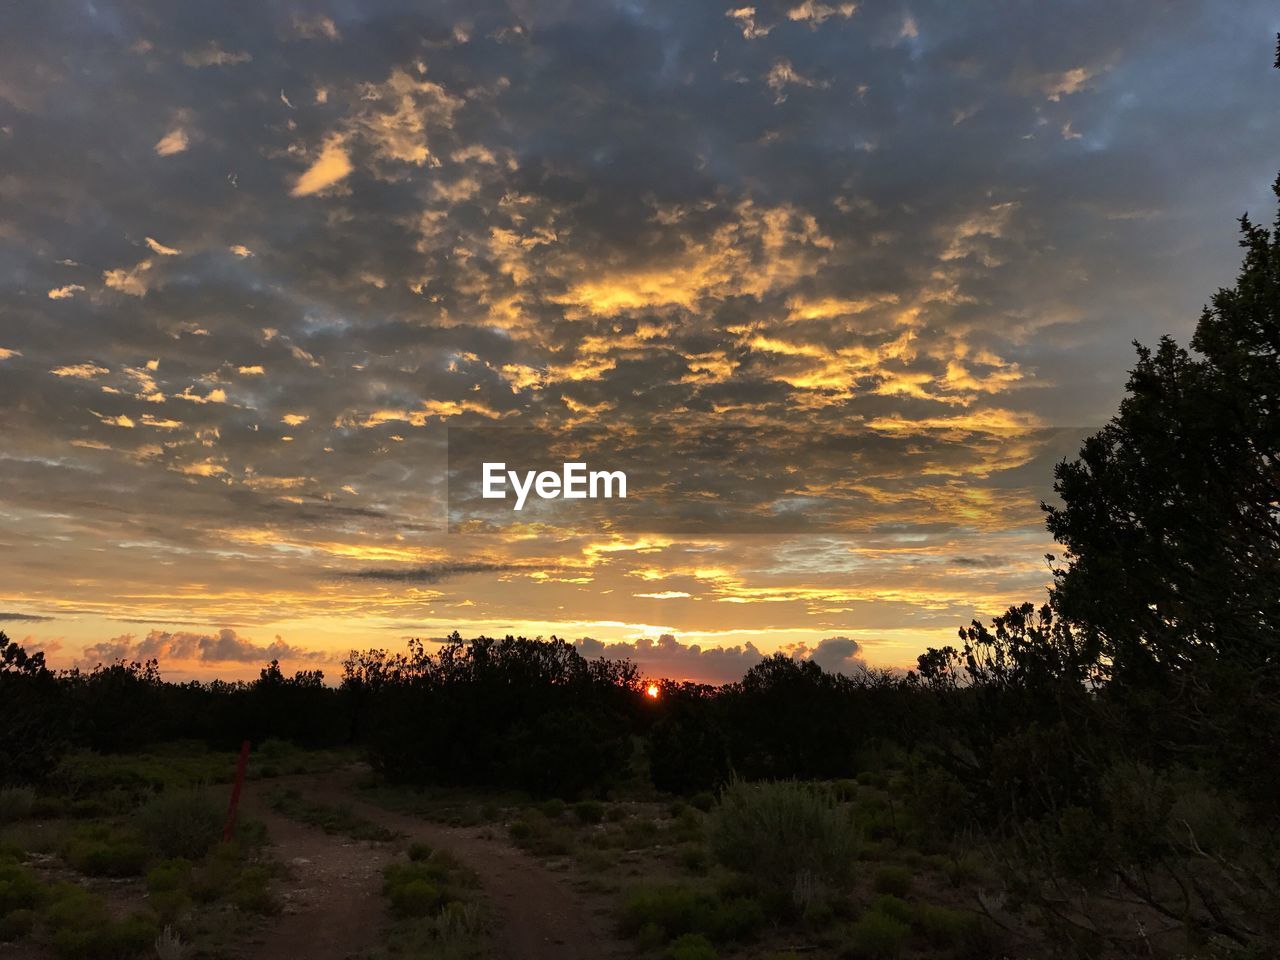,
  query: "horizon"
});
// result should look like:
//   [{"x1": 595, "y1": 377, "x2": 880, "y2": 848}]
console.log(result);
[{"x1": 3, "y1": 1, "x2": 1279, "y2": 684}]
